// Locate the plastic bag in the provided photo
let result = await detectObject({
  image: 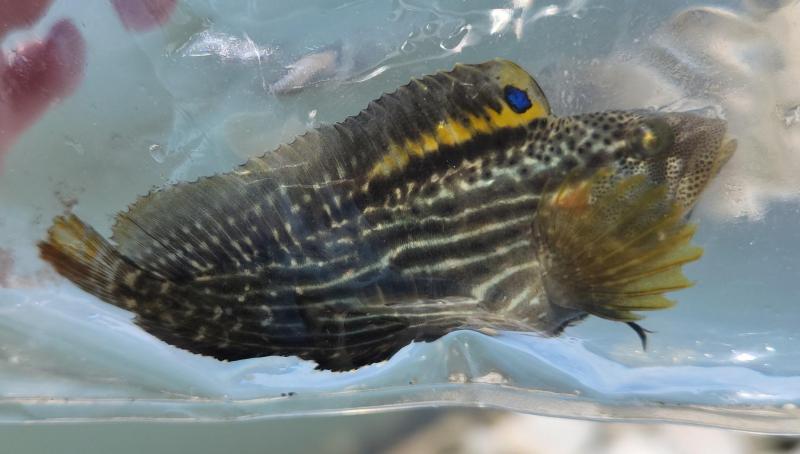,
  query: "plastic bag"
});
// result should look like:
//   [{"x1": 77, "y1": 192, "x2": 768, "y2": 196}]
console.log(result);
[{"x1": 1, "y1": 0, "x2": 798, "y2": 432}]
